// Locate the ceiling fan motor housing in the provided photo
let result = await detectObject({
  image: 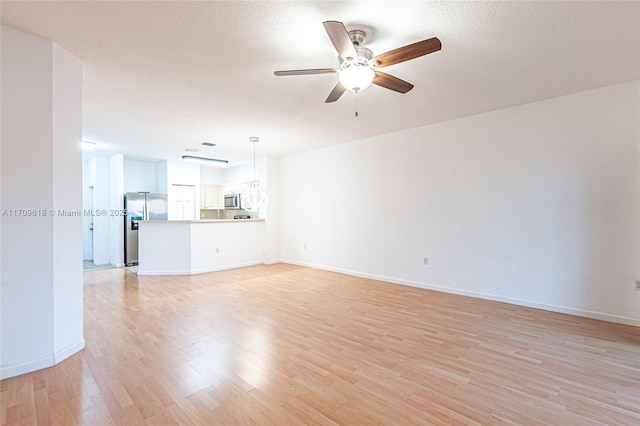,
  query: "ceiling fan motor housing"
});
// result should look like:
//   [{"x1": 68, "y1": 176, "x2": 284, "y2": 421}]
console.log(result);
[
  {"x1": 349, "y1": 30, "x2": 366, "y2": 47},
  {"x1": 357, "y1": 47, "x2": 373, "y2": 62},
  {"x1": 338, "y1": 47, "x2": 373, "y2": 66}
]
